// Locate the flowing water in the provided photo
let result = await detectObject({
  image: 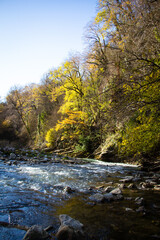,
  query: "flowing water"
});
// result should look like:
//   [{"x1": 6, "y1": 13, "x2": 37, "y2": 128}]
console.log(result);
[{"x1": 0, "y1": 159, "x2": 160, "y2": 240}]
